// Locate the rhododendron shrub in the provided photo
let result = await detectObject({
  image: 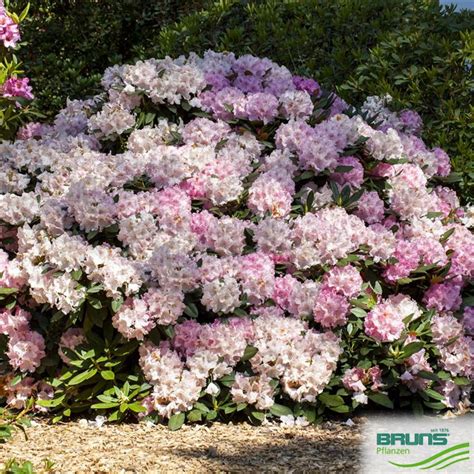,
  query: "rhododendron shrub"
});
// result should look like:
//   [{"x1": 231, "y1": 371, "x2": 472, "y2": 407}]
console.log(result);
[{"x1": 0, "y1": 52, "x2": 472, "y2": 428}]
